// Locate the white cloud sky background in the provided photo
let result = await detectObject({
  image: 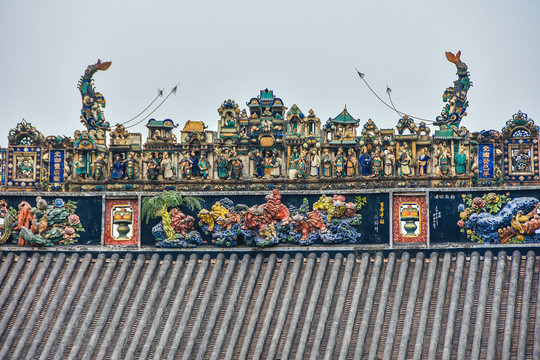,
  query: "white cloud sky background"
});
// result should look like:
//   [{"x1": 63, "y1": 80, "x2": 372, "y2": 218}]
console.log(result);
[{"x1": 1, "y1": 0, "x2": 539, "y2": 147}]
